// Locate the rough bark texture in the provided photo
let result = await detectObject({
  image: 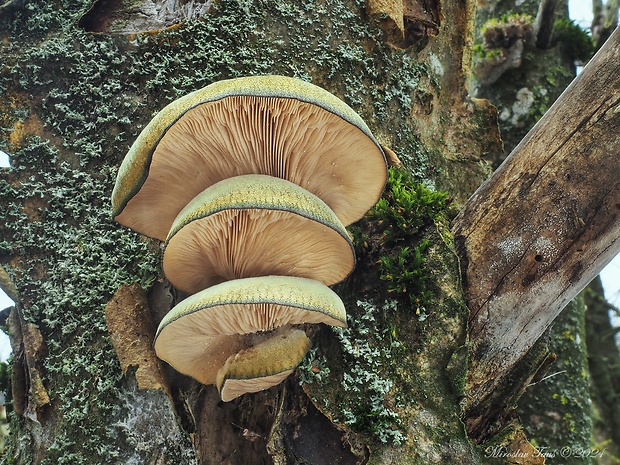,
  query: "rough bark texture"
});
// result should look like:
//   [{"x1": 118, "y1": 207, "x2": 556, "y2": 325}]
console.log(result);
[
  {"x1": 584, "y1": 278, "x2": 620, "y2": 464},
  {"x1": 0, "y1": 0, "x2": 614, "y2": 462},
  {"x1": 0, "y1": 0, "x2": 501, "y2": 463},
  {"x1": 517, "y1": 294, "x2": 596, "y2": 465},
  {"x1": 452, "y1": 25, "x2": 620, "y2": 441}
]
